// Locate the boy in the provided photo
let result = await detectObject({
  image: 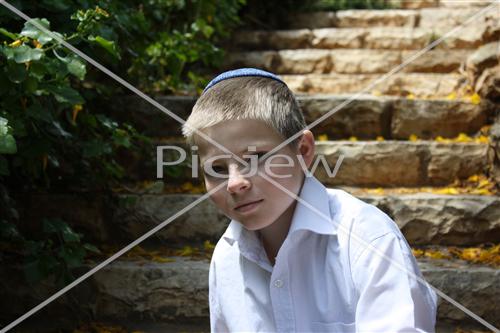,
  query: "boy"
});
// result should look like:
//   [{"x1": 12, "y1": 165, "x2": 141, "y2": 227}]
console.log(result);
[{"x1": 182, "y1": 68, "x2": 437, "y2": 332}]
